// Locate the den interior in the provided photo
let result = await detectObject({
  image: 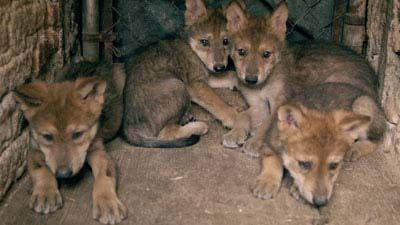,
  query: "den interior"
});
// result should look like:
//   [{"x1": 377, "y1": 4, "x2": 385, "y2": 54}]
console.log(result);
[{"x1": 0, "y1": 0, "x2": 399, "y2": 224}]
